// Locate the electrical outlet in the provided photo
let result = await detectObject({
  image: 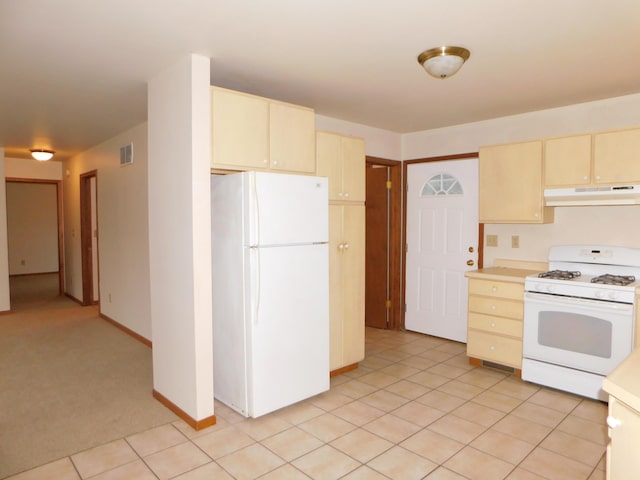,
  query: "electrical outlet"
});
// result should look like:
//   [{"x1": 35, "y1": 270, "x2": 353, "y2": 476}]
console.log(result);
[
  {"x1": 512, "y1": 235, "x2": 520, "y2": 248},
  {"x1": 486, "y1": 234, "x2": 498, "y2": 247}
]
